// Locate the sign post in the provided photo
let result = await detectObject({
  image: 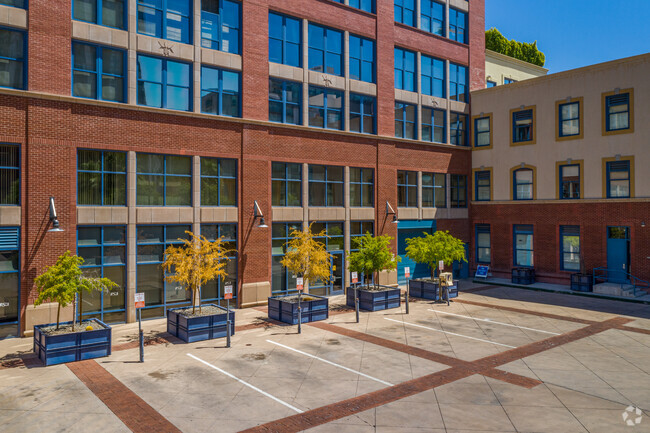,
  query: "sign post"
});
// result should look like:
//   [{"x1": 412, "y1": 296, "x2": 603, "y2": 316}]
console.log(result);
[
  {"x1": 351, "y1": 272, "x2": 359, "y2": 323},
  {"x1": 224, "y1": 283, "x2": 233, "y2": 348},
  {"x1": 134, "y1": 293, "x2": 145, "y2": 362},
  {"x1": 296, "y1": 277, "x2": 304, "y2": 334},
  {"x1": 404, "y1": 267, "x2": 410, "y2": 314}
]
